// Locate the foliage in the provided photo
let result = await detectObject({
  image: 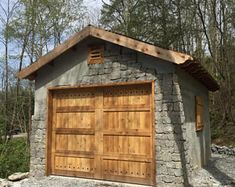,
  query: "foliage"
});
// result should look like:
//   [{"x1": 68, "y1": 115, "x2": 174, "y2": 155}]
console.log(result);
[
  {"x1": 100, "y1": 0, "x2": 235, "y2": 145},
  {"x1": 0, "y1": 87, "x2": 34, "y2": 140},
  {"x1": 0, "y1": 137, "x2": 29, "y2": 178},
  {"x1": 0, "y1": 0, "x2": 85, "y2": 141}
]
